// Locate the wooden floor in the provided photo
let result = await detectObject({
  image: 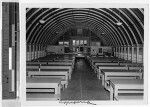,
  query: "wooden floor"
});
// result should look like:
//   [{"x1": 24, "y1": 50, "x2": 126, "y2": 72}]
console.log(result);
[{"x1": 61, "y1": 58, "x2": 110, "y2": 100}]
